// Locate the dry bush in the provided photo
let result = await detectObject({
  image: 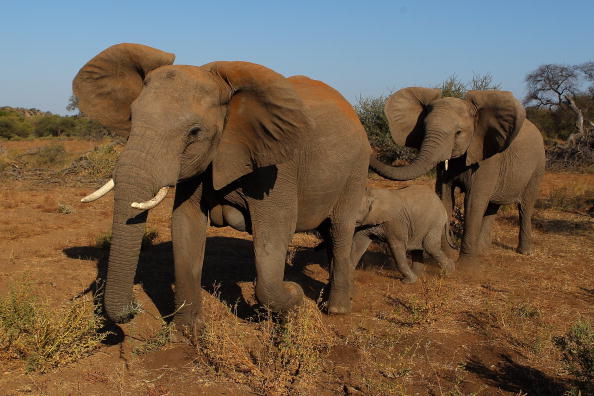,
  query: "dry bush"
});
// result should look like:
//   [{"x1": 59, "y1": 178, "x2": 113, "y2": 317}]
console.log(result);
[
  {"x1": 553, "y1": 319, "x2": 594, "y2": 395},
  {"x1": 0, "y1": 279, "x2": 106, "y2": 372},
  {"x1": 198, "y1": 289, "x2": 334, "y2": 395},
  {"x1": 465, "y1": 297, "x2": 551, "y2": 357},
  {"x1": 536, "y1": 183, "x2": 594, "y2": 215},
  {"x1": 64, "y1": 143, "x2": 120, "y2": 179},
  {"x1": 25, "y1": 144, "x2": 68, "y2": 169}
]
